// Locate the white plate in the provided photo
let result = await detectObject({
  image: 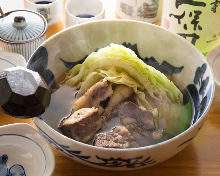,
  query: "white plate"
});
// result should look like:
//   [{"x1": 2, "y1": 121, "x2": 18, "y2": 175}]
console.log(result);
[{"x1": 0, "y1": 51, "x2": 26, "y2": 72}]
